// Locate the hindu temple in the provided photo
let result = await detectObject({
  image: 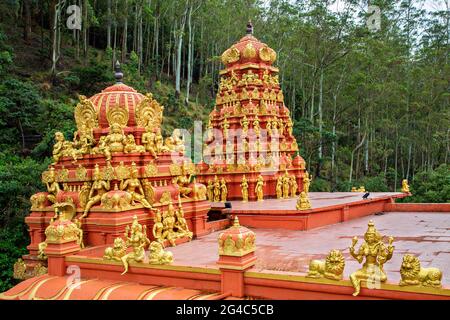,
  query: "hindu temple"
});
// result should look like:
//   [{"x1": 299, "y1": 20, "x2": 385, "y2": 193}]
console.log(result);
[{"x1": 0, "y1": 24, "x2": 448, "y2": 301}]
